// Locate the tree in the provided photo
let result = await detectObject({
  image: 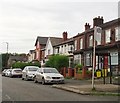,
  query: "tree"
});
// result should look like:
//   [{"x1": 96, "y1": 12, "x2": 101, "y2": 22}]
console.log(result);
[{"x1": 45, "y1": 54, "x2": 69, "y2": 71}]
